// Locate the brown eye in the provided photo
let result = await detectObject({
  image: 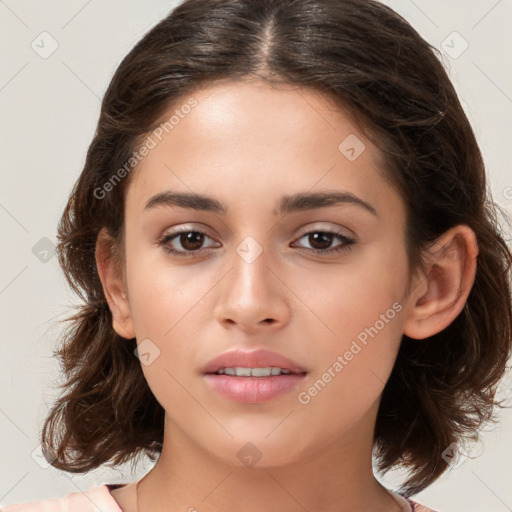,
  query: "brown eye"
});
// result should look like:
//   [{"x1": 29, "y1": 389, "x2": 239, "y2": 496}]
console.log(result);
[
  {"x1": 178, "y1": 231, "x2": 205, "y2": 251},
  {"x1": 159, "y1": 229, "x2": 219, "y2": 257},
  {"x1": 293, "y1": 230, "x2": 355, "y2": 255},
  {"x1": 307, "y1": 232, "x2": 335, "y2": 250}
]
